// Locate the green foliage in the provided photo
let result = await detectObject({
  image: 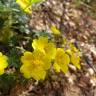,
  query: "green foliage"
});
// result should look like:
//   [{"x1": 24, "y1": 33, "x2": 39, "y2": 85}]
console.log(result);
[
  {"x1": 0, "y1": 73, "x2": 16, "y2": 95},
  {"x1": 74, "y1": 0, "x2": 91, "y2": 6},
  {"x1": 0, "y1": 0, "x2": 30, "y2": 43},
  {"x1": 0, "y1": 0, "x2": 82, "y2": 94},
  {"x1": 8, "y1": 48, "x2": 21, "y2": 69},
  {"x1": 32, "y1": 31, "x2": 53, "y2": 39}
]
